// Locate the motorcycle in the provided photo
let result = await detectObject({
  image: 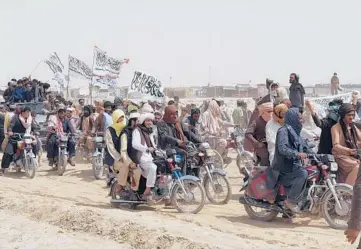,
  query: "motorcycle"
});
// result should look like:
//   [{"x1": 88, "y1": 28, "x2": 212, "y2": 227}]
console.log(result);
[
  {"x1": 92, "y1": 132, "x2": 105, "y2": 180},
  {"x1": 9, "y1": 133, "x2": 37, "y2": 179},
  {"x1": 75, "y1": 132, "x2": 91, "y2": 163},
  {"x1": 227, "y1": 126, "x2": 254, "y2": 175},
  {"x1": 239, "y1": 154, "x2": 353, "y2": 229},
  {"x1": 110, "y1": 148, "x2": 206, "y2": 214},
  {"x1": 183, "y1": 142, "x2": 232, "y2": 204},
  {"x1": 55, "y1": 133, "x2": 72, "y2": 176}
]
